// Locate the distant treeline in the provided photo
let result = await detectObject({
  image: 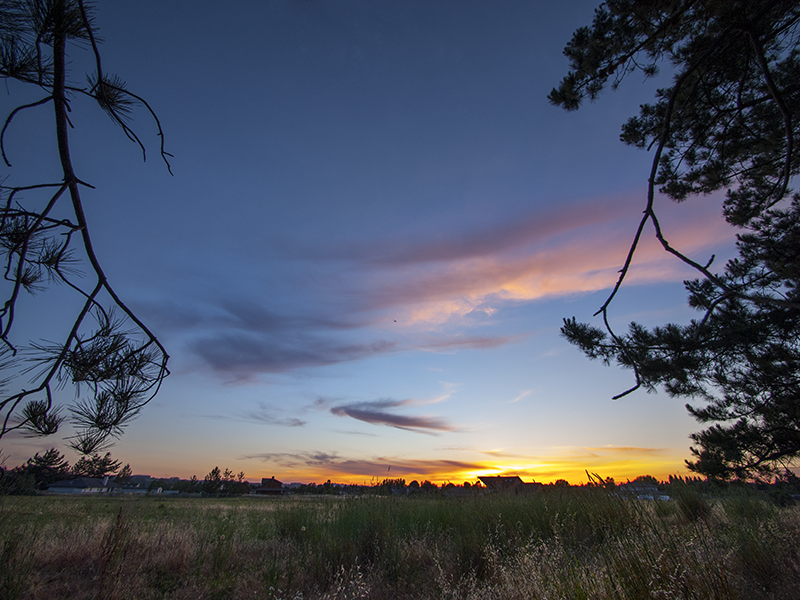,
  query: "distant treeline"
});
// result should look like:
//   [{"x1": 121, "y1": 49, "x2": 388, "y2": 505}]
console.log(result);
[{"x1": 3, "y1": 448, "x2": 800, "y2": 504}]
